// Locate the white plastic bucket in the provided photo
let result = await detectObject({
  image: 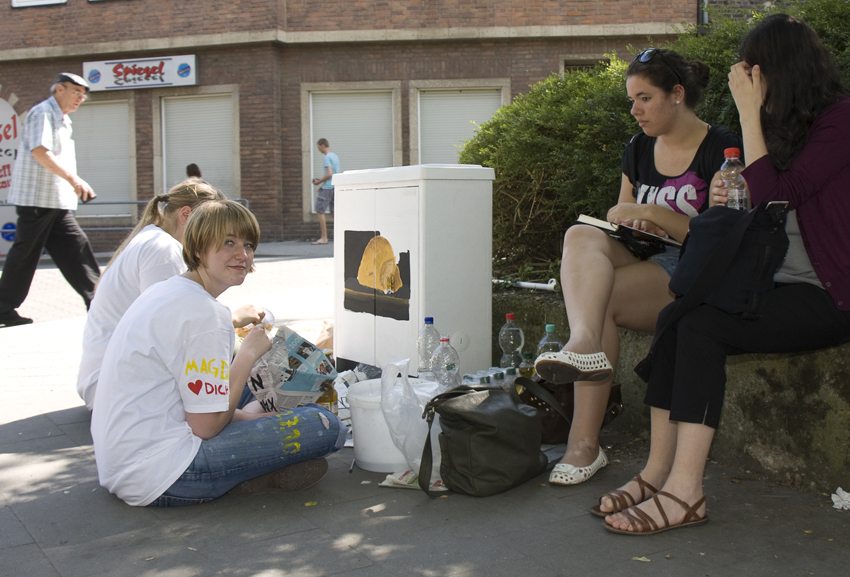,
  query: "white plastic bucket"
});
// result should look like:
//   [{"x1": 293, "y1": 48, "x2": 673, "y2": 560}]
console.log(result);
[{"x1": 347, "y1": 378, "x2": 409, "y2": 473}]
